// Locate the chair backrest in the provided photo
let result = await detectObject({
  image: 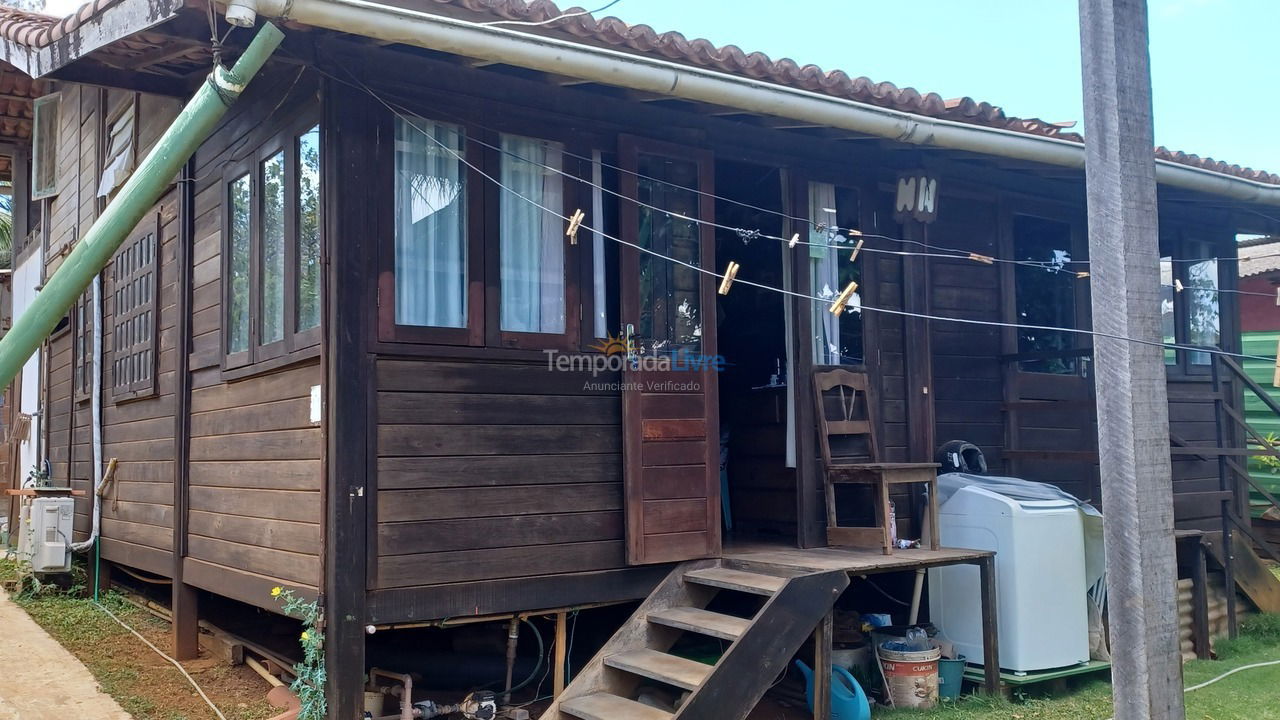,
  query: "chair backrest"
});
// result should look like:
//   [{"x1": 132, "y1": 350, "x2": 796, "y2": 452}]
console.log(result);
[{"x1": 812, "y1": 368, "x2": 879, "y2": 468}]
